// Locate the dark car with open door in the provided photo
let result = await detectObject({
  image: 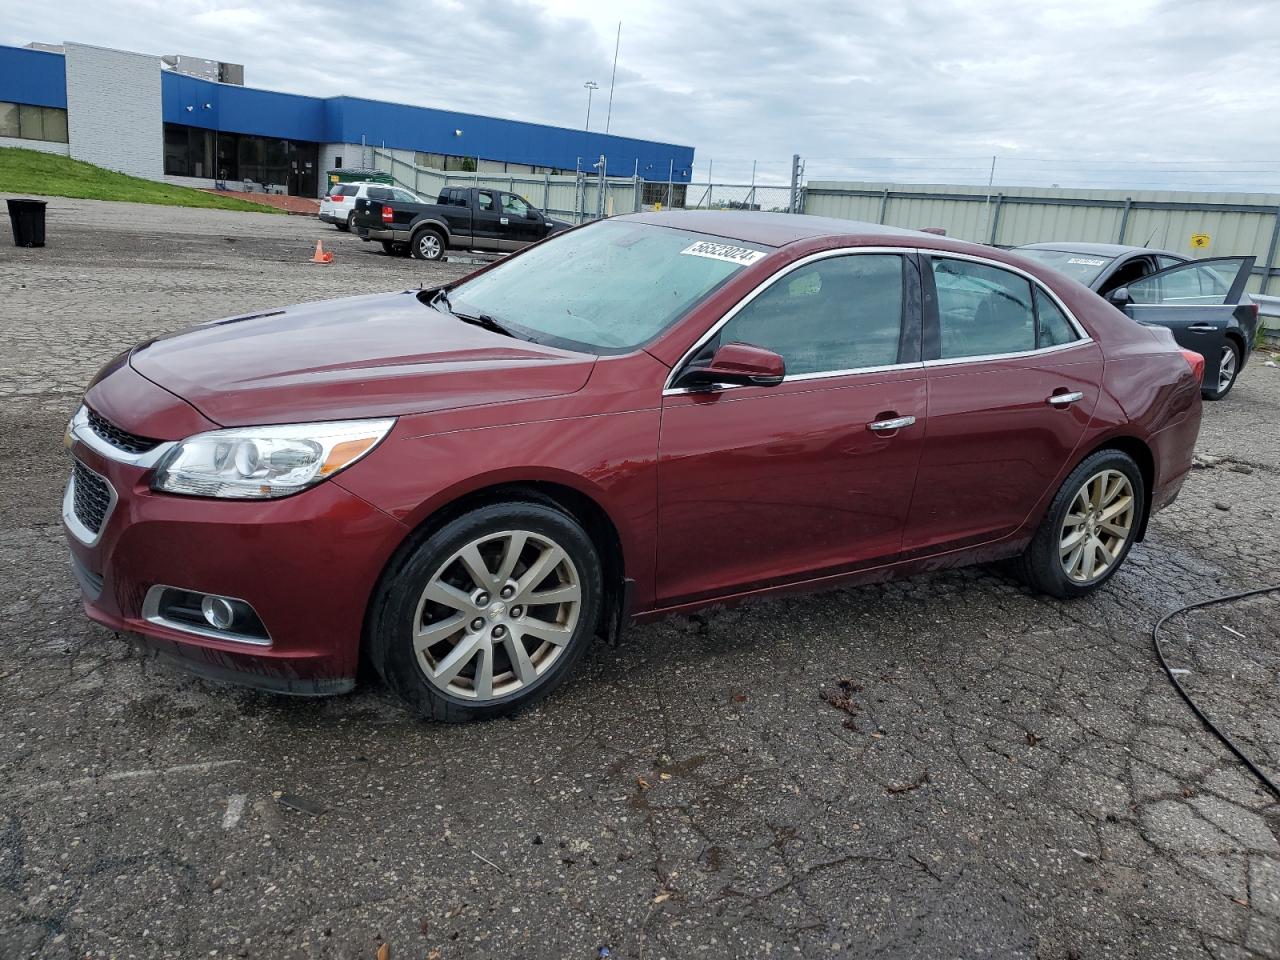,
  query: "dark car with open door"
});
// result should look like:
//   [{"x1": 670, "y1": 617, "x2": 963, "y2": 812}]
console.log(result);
[{"x1": 1016, "y1": 243, "x2": 1258, "y2": 399}]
